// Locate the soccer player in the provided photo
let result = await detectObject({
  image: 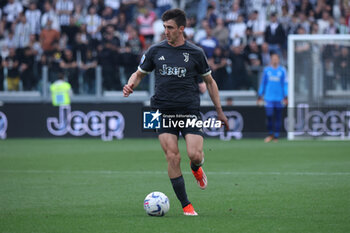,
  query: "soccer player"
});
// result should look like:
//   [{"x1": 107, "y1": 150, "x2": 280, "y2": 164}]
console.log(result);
[
  {"x1": 123, "y1": 9, "x2": 228, "y2": 216},
  {"x1": 257, "y1": 53, "x2": 288, "y2": 142}
]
